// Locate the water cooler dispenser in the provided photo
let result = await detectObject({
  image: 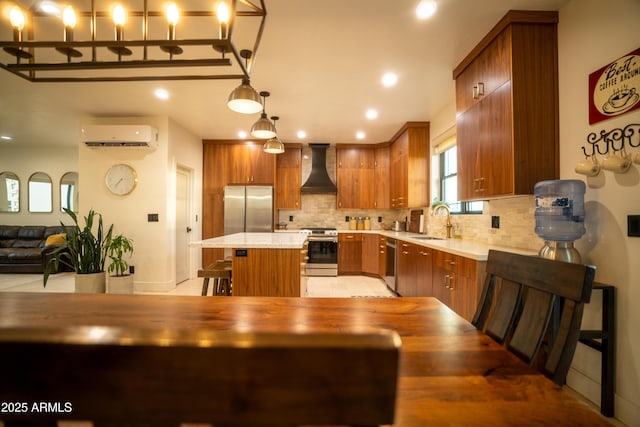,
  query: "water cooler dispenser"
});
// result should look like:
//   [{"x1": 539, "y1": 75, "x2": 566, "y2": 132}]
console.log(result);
[{"x1": 534, "y1": 179, "x2": 586, "y2": 264}]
